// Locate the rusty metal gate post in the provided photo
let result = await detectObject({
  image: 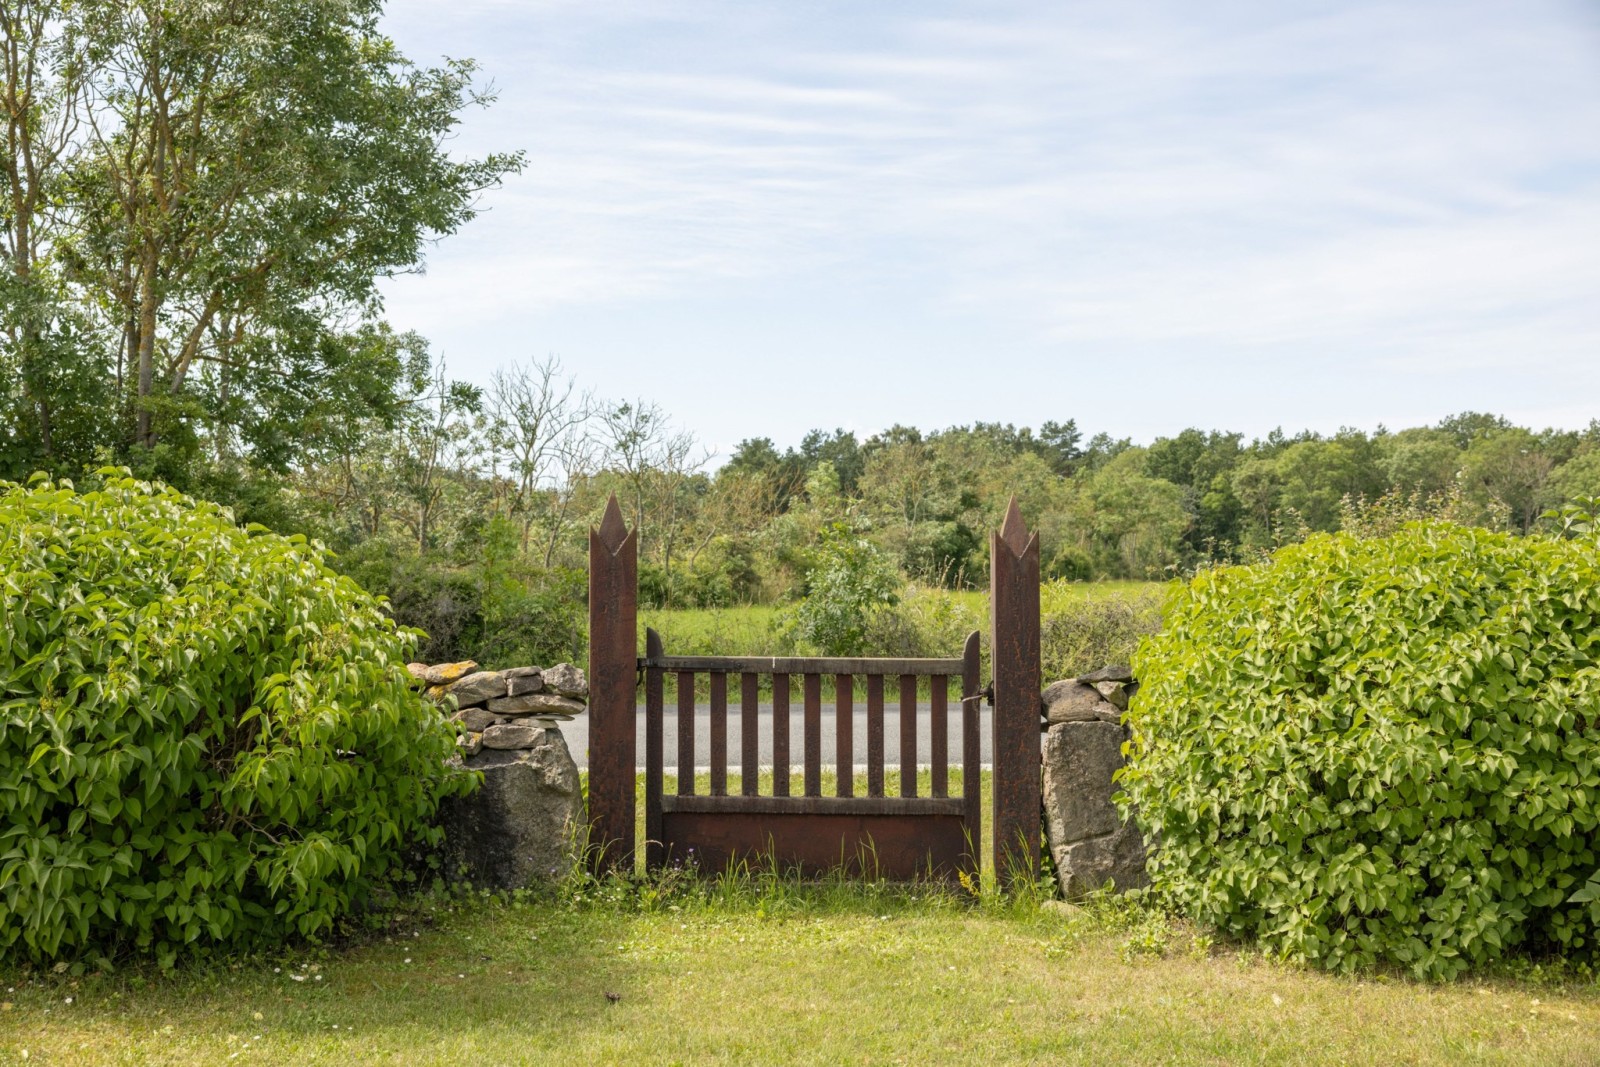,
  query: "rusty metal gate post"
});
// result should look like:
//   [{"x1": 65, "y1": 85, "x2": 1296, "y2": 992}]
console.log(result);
[
  {"x1": 990, "y1": 497, "x2": 1041, "y2": 888},
  {"x1": 588, "y1": 494, "x2": 637, "y2": 874}
]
